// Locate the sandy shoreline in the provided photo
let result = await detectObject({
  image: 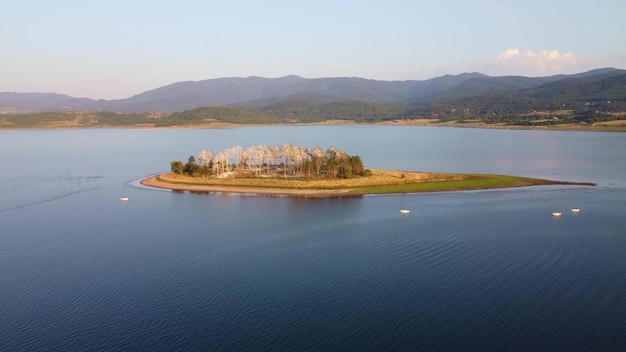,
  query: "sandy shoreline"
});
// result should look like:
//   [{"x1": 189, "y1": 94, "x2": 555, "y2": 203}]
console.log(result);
[{"x1": 140, "y1": 176, "x2": 364, "y2": 197}]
